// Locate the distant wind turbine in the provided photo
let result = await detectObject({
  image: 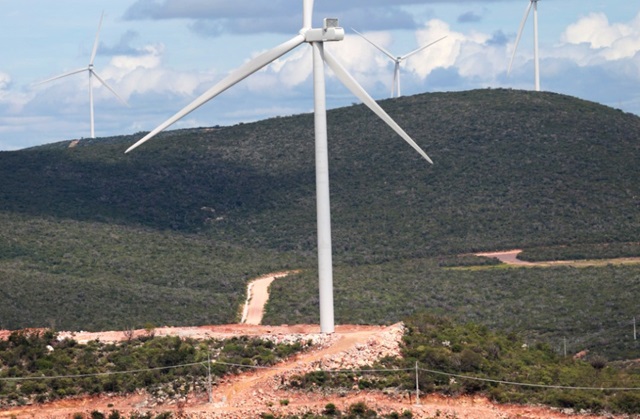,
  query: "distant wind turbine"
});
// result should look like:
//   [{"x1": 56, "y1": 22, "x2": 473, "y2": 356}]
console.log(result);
[
  {"x1": 352, "y1": 29, "x2": 446, "y2": 98},
  {"x1": 125, "y1": 0, "x2": 433, "y2": 334},
  {"x1": 508, "y1": 0, "x2": 541, "y2": 91},
  {"x1": 35, "y1": 11, "x2": 127, "y2": 138}
]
